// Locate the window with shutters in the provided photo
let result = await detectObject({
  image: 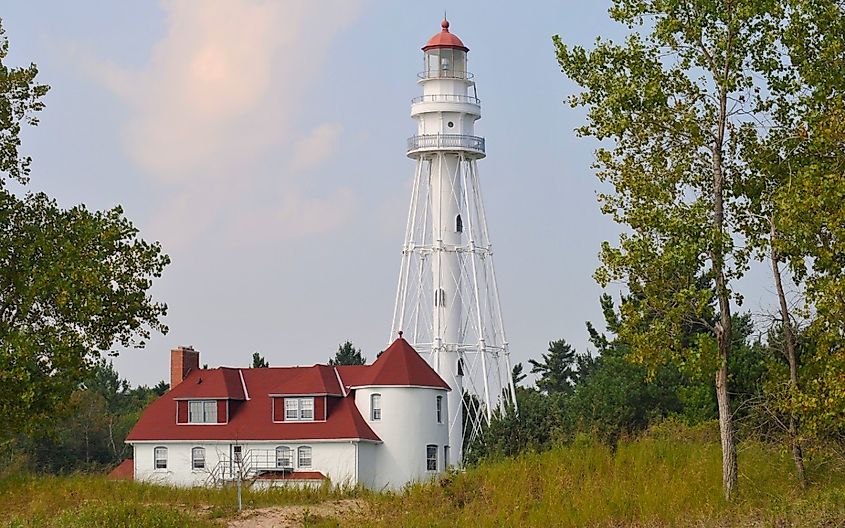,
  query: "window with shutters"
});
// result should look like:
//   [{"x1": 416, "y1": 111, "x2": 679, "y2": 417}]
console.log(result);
[
  {"x1": 284, "y1": 398, "x2": 315, "y2": 421},
  {"x1": 188, "y1": 400, "x2": 217, "y2": 423}
]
